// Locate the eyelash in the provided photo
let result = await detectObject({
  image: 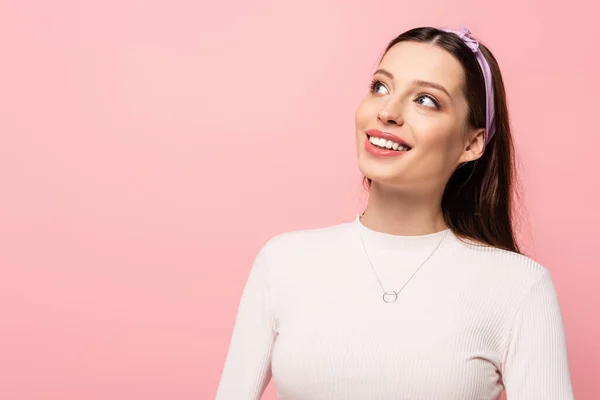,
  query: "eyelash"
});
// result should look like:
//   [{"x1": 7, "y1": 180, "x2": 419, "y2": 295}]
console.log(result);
[{"x1": 368, "y1": 79, "x2": 441, "y2": 110}]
